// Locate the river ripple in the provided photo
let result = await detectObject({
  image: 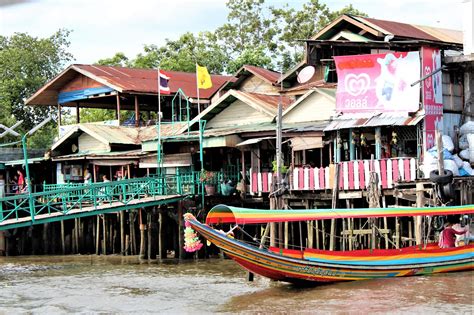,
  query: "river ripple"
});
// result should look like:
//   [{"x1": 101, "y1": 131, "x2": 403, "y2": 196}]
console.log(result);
[{"x1": 0, "y1": 256, "x2": 472, "y2": 314}]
